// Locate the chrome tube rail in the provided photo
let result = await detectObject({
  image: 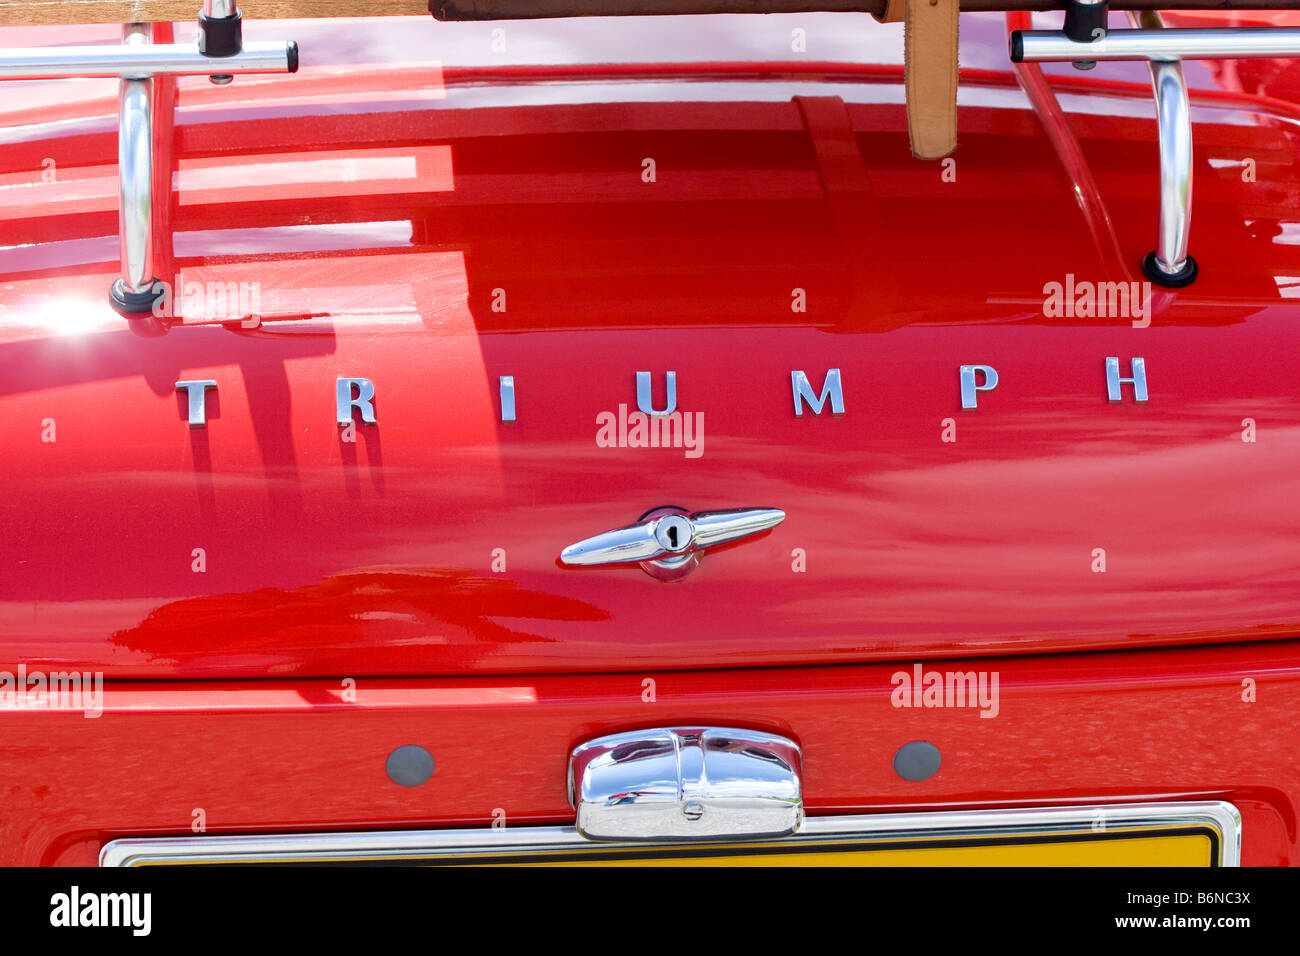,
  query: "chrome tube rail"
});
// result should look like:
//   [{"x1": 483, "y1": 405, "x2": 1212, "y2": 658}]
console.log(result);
[
  {"x1": 1012, "y1": 26, "x2": 1300, "y2": 62},
  {"x1": 117, "y1": 25, "x2": 157, "y2": 310},
  {"x1": 1144, "y1": 28, "x2": 1195, "y2": 284},
  {"x1": 1012, "y1": 11, "x2": 1300, "y2": 287},
  {"x1": 0, "y1": 4, "x2": 297, "y2": 315},
  {"x1": 0, "y1": 41, "x2": 297, "y2": 79}
]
